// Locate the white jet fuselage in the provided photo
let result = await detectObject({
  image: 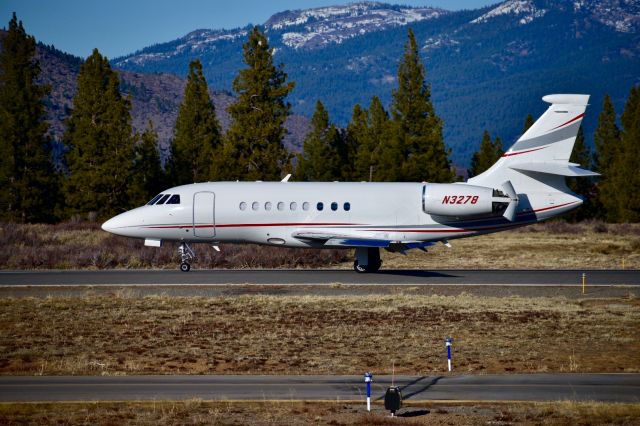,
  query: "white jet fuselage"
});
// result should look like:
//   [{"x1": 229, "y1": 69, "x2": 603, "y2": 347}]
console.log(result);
[{"x1": 102, "y1": 181, "x2": 580, "y2": 247}]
